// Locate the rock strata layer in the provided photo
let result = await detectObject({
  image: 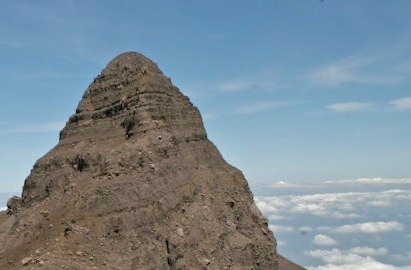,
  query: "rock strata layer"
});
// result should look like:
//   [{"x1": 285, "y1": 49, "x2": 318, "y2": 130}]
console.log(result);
[{"x1": 0, "y1": 52, "x2": 305, "y2": 270}]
